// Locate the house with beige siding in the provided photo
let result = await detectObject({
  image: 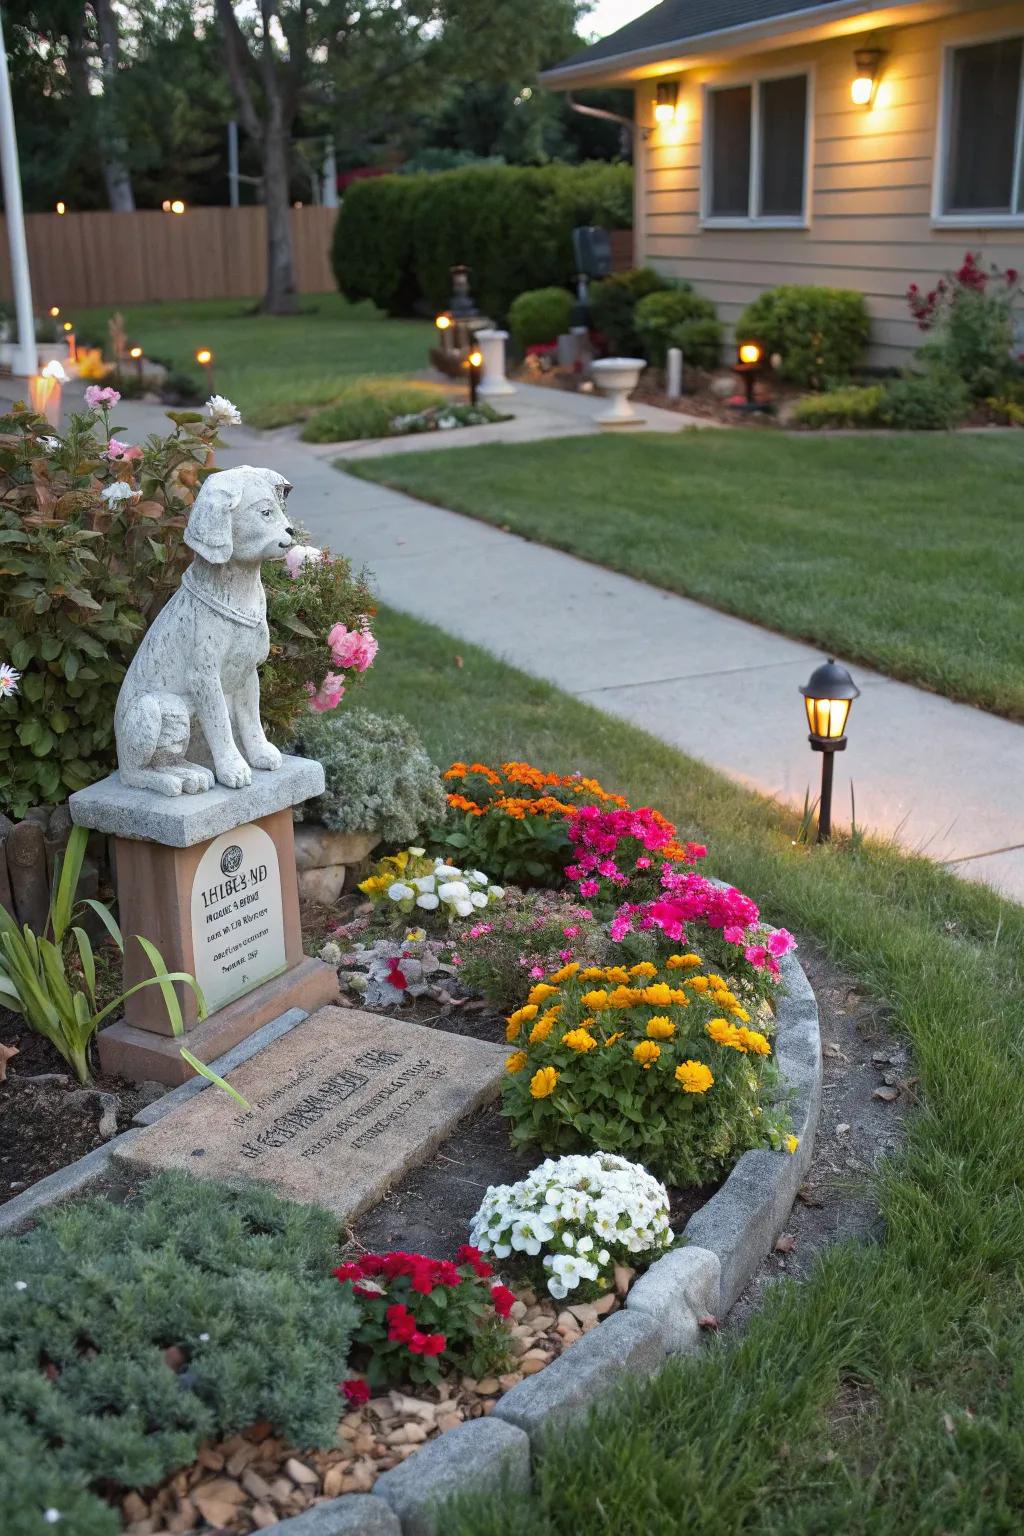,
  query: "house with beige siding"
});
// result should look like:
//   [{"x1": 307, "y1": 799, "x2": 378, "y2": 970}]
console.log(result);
[{"x1": 542, "y1": 0, "x2": 1024, "y2": 367}]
